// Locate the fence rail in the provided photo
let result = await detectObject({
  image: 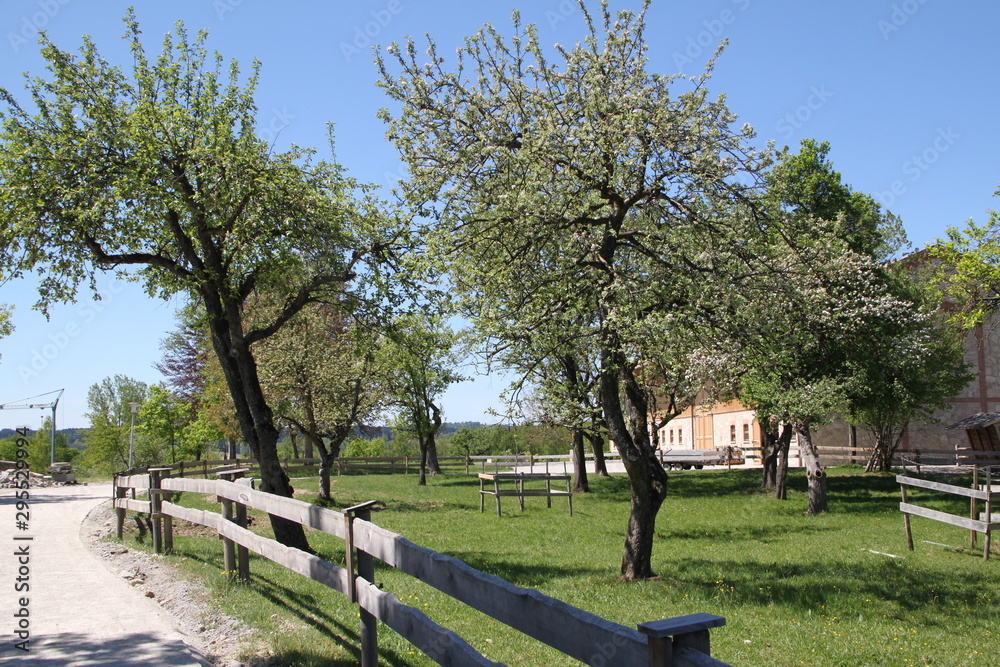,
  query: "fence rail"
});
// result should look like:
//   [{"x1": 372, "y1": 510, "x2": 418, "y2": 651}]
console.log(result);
[
  {"x1": 897, "y1": 466, "x2": 999, "y2": 562},
  {"x1": 149, "y1": 443, "x2": 1000, "y2": 484},
  {"x1": 816, "y1": 445, "x2": 1000, "y2": 470},
  {"x1": 112, "y1": 471, "x2": 730, "y2": 667}
]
